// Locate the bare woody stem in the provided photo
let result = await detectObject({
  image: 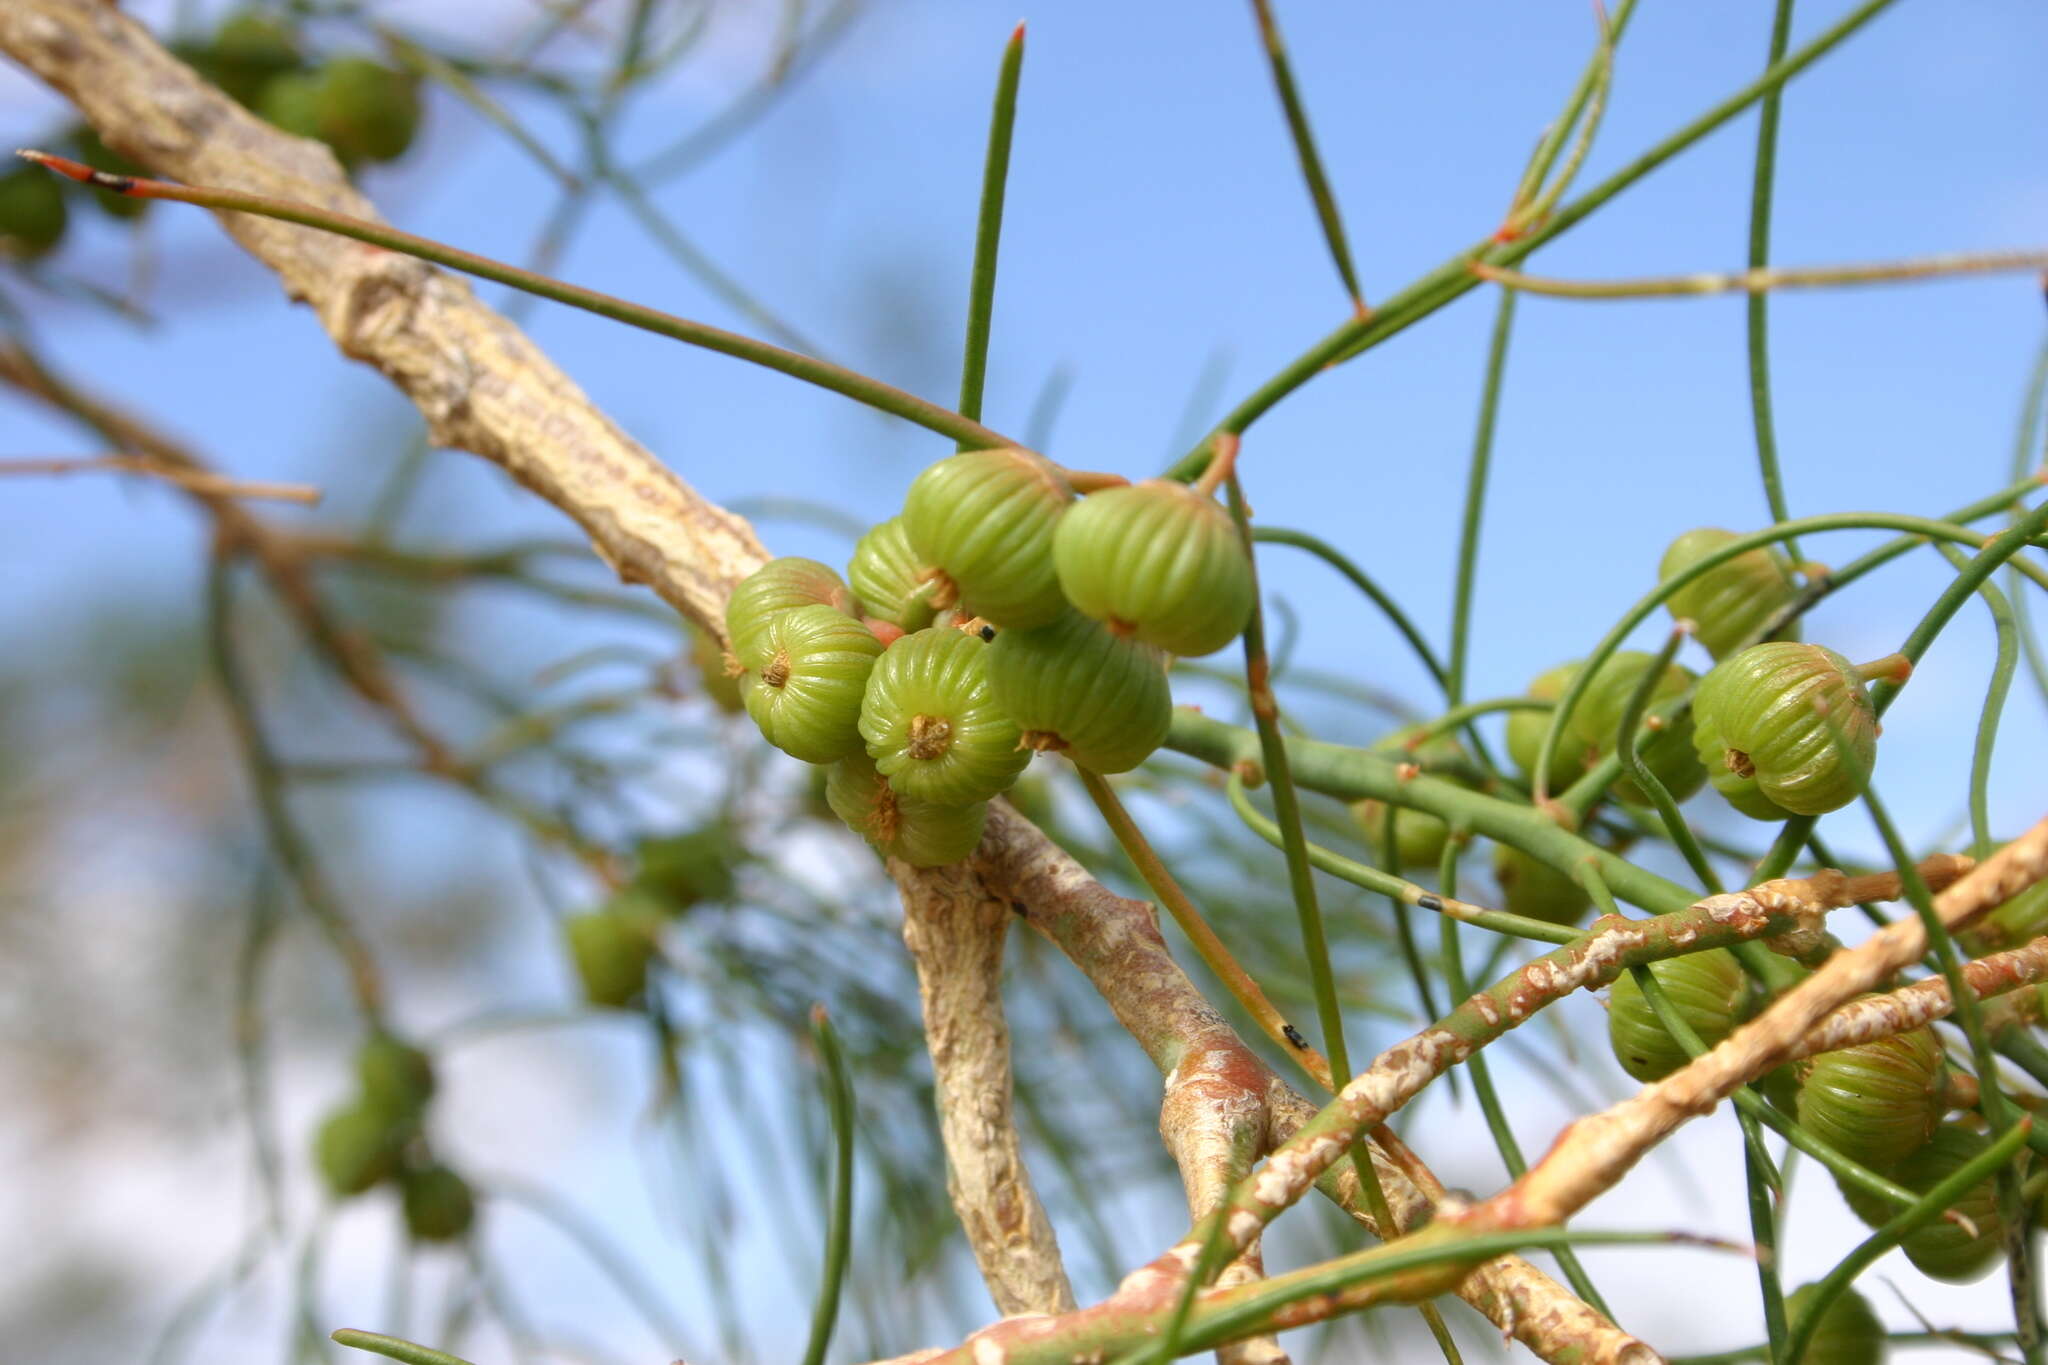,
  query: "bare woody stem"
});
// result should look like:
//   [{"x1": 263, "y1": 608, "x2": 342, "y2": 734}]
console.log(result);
[{"x1": 0, "y1": 454, "x2": 322, "y2": 503}]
